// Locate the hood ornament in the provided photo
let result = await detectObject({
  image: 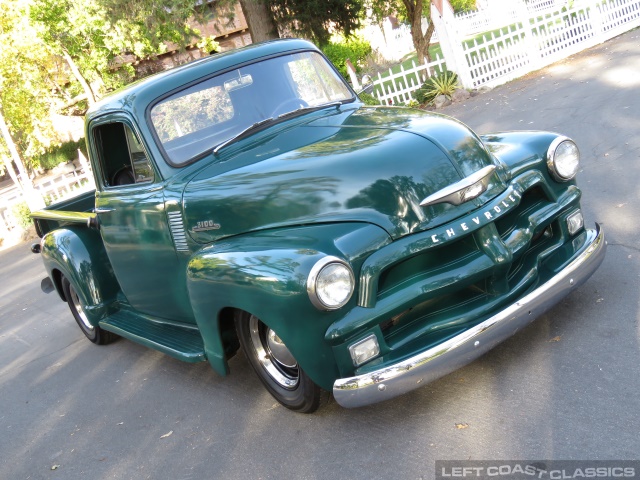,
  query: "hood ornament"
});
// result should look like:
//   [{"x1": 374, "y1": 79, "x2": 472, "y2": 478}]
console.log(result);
[{"x1": 420, "y1": 165, "x2": 496, "y2": 208}]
